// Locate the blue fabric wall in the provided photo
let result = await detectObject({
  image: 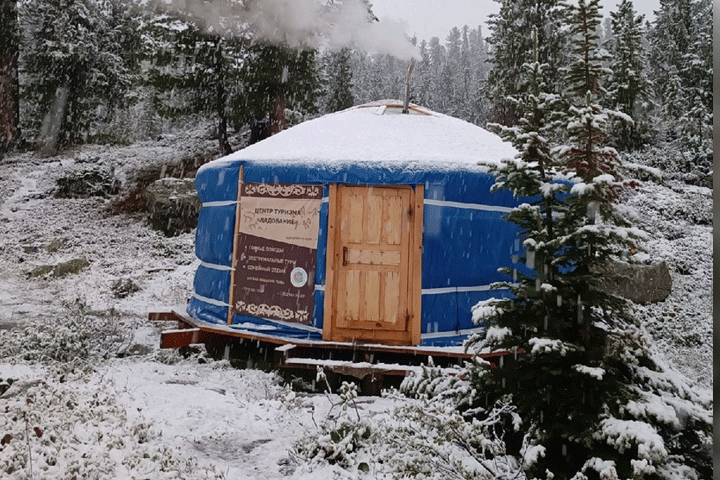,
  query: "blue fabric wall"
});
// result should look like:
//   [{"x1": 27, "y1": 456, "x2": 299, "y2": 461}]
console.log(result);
[{"x1": 190, "y1": 159, "x2": 524, "y2": 346}]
